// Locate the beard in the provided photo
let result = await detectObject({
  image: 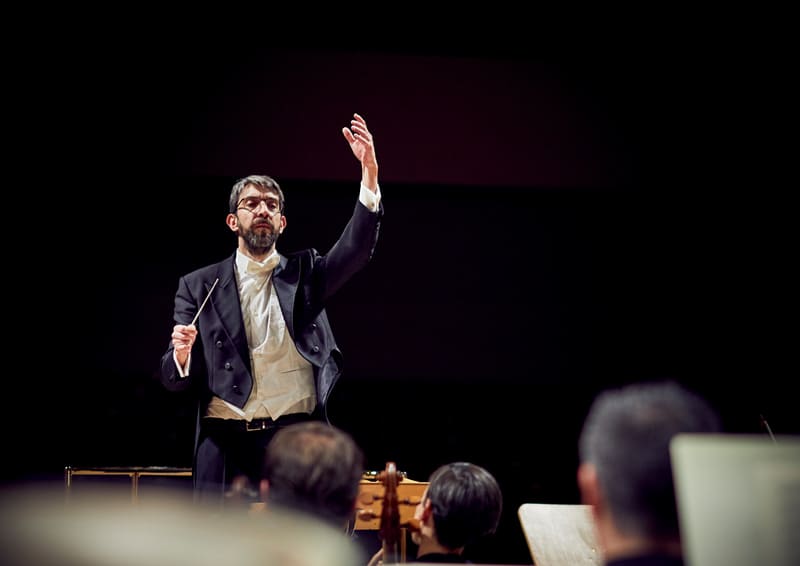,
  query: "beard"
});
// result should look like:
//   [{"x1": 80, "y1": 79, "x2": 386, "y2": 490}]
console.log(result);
[{"x1": 241, "y1": 222, "x2": 280, "y2": 255}]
